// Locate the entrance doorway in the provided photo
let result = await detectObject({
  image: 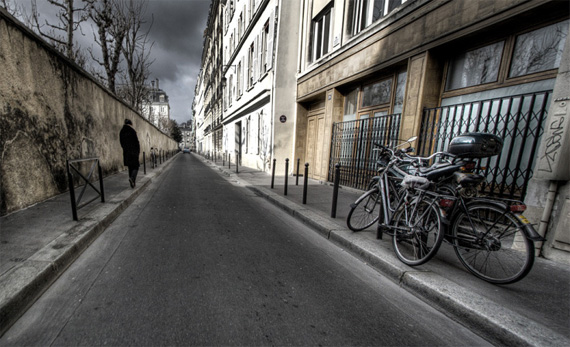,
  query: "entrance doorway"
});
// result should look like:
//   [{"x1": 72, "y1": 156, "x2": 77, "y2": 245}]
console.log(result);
[
  {"x1": 235, "y1": 121, "x2": 242, "y2": 165},
  {"x1": 305, "y1": 111, "x2": 325, "y2": 180}
]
